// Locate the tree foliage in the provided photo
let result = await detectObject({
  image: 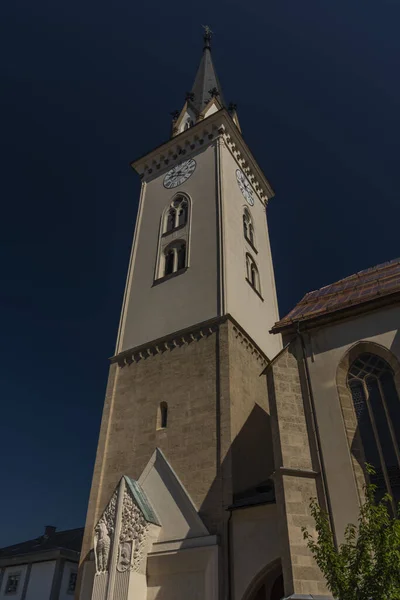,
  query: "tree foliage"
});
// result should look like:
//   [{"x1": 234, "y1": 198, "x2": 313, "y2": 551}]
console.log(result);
[{"x1": 302, "y1": 470, "x2": 400, "y2": 600}]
